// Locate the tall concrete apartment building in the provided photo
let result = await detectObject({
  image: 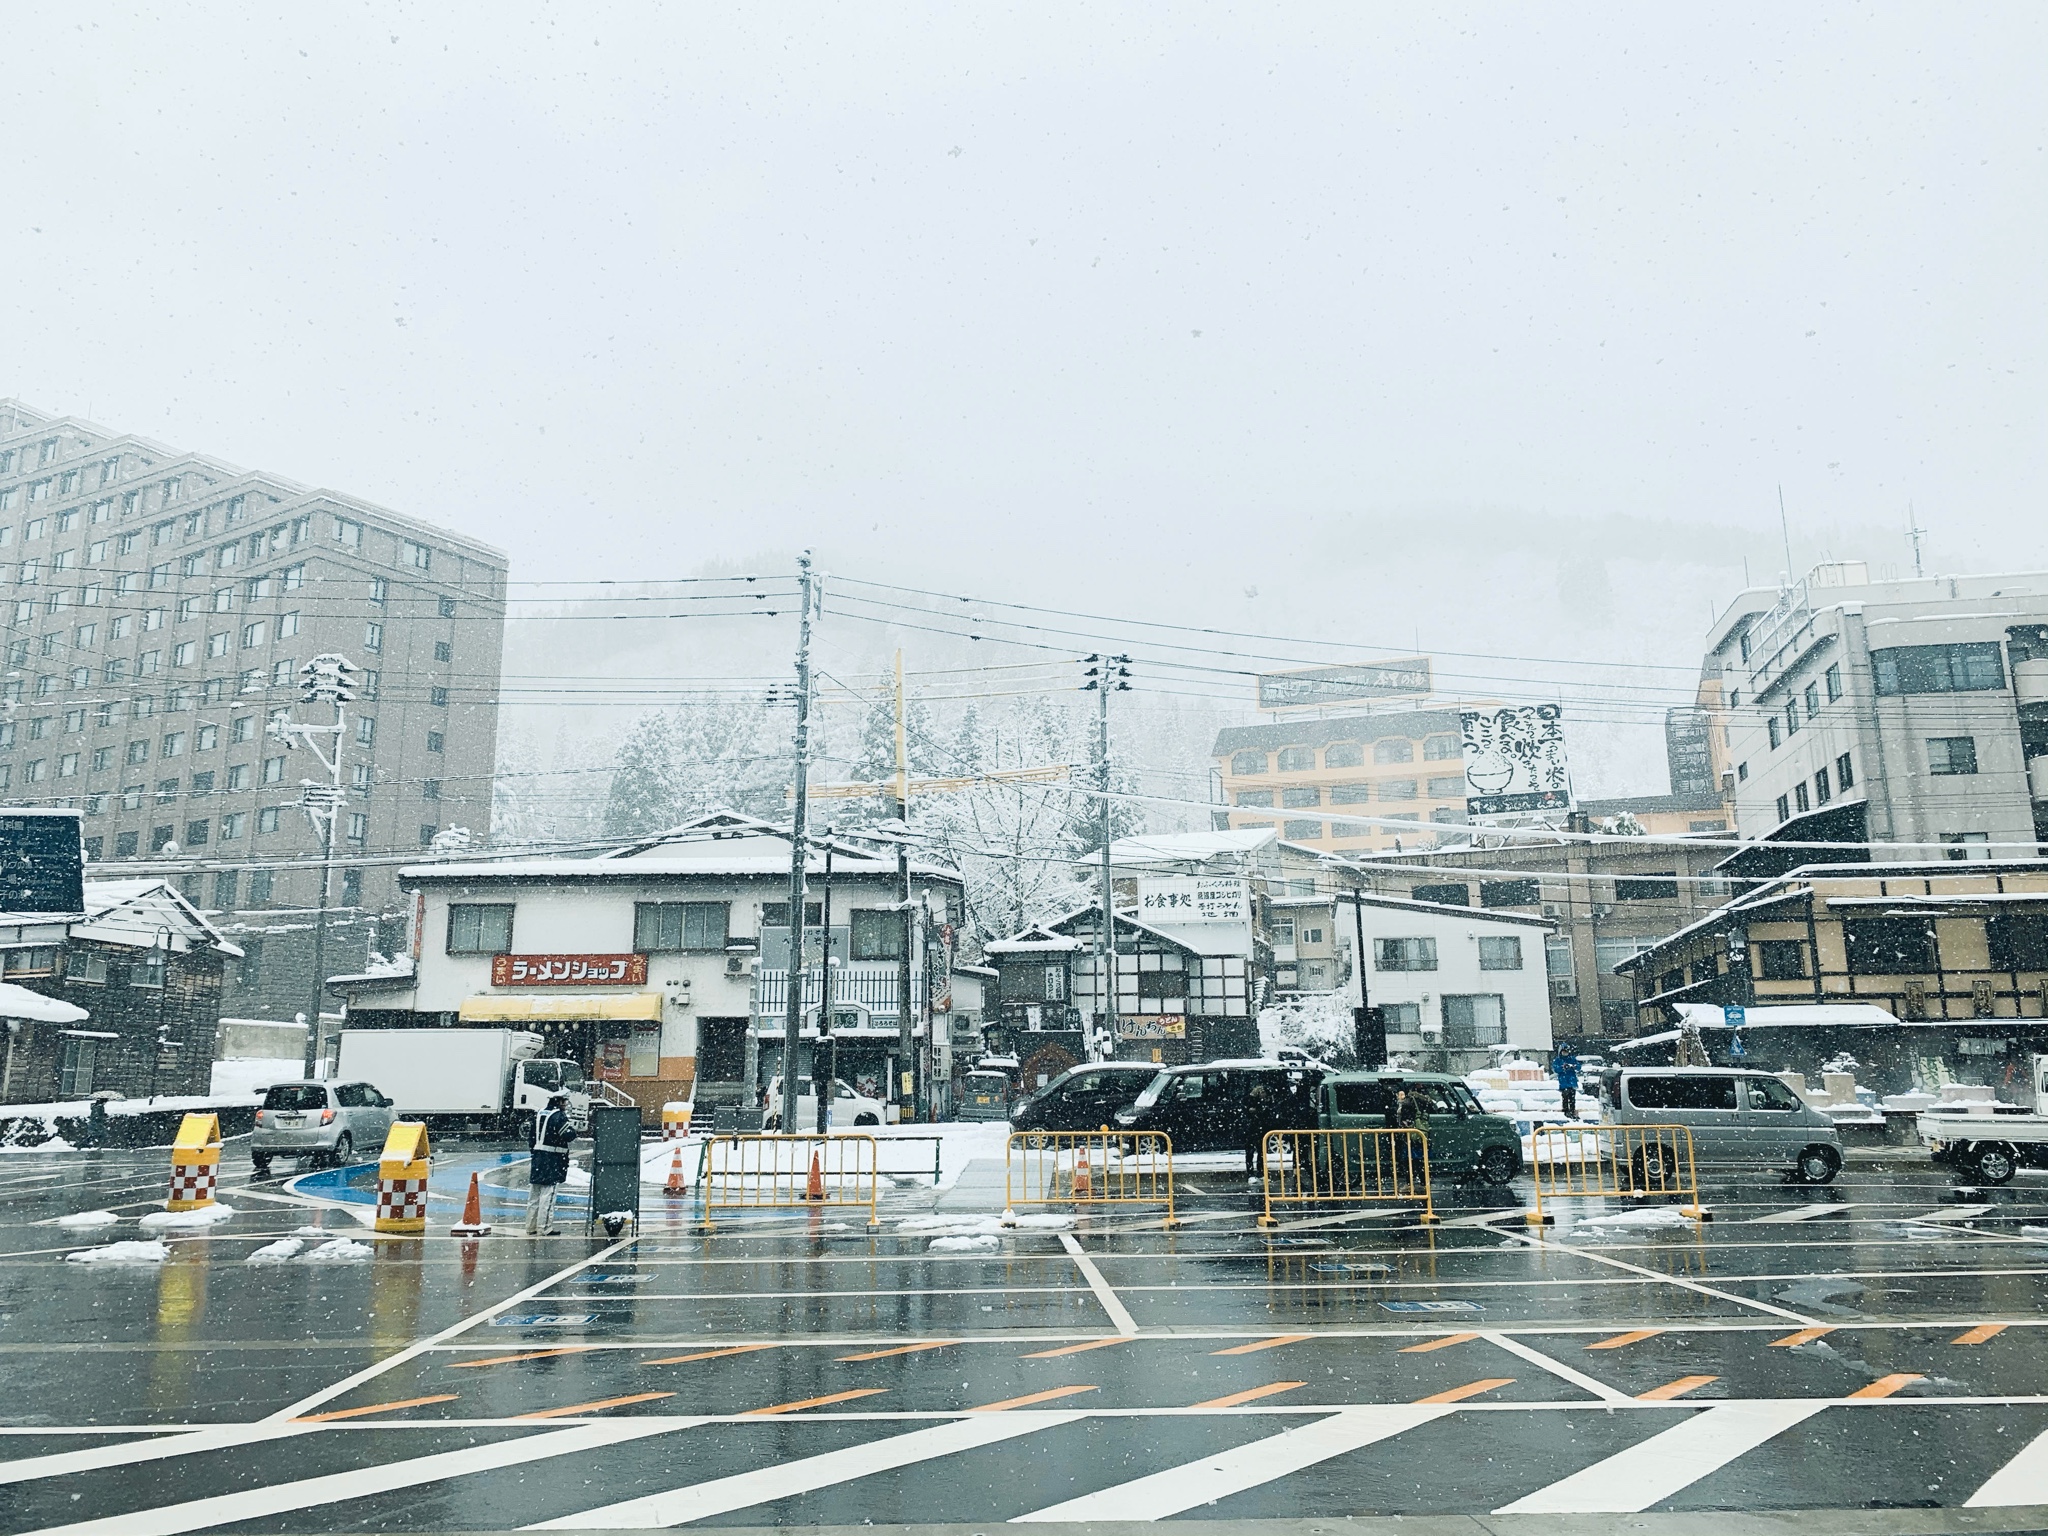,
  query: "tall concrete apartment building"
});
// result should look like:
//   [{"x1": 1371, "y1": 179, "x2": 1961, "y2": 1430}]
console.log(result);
[{"x1": 0, "y1": 400, "x2": 508, "y2": 1019}]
